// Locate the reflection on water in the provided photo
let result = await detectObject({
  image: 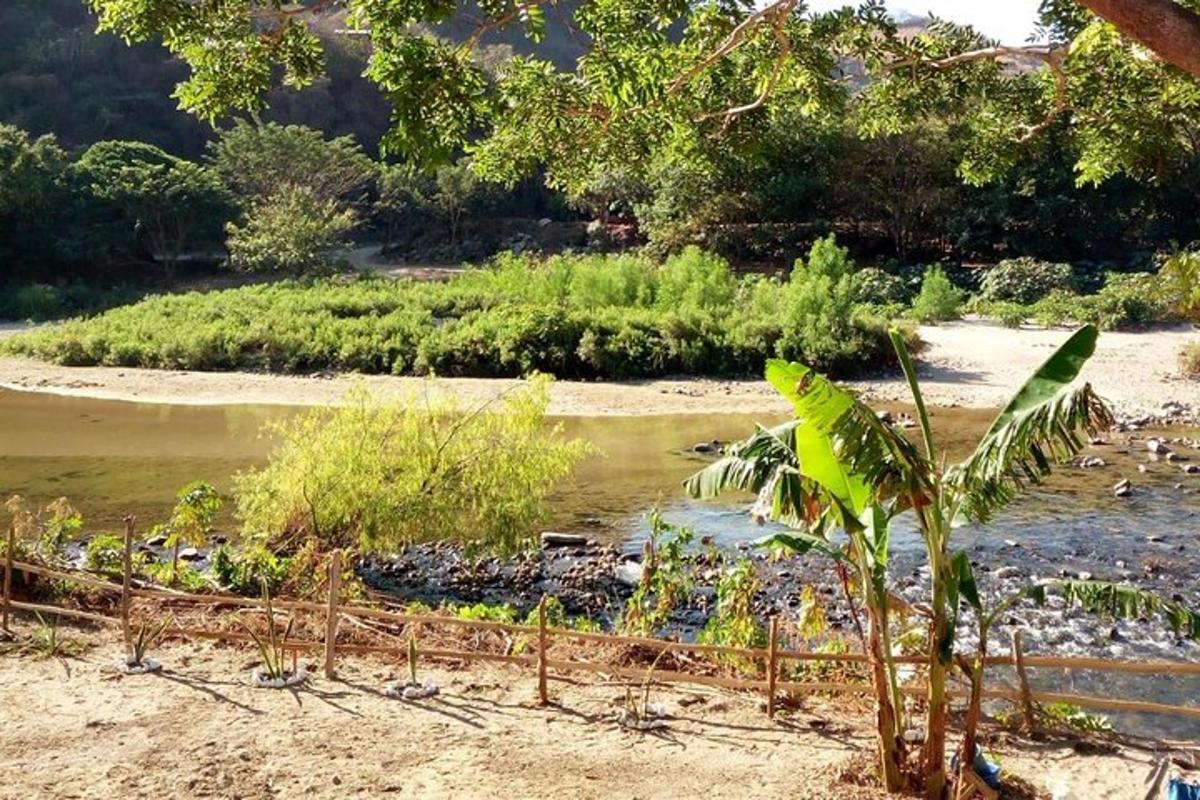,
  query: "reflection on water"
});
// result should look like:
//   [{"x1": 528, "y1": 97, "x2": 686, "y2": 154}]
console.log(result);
[{"x1": 1, "y1": 386, "x2": 1198, "y2": 737}]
